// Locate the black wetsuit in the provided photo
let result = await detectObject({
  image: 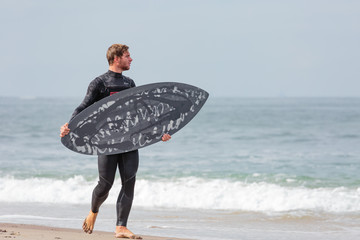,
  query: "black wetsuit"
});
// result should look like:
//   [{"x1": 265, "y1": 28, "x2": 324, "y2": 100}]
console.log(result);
[{"x1": 70, "y1": 70, "x2": 138, "y2": 227}]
